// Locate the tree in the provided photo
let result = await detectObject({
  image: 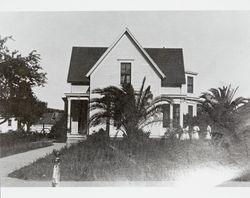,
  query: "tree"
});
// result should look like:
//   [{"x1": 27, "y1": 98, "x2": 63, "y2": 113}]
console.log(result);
[
  {"x1": 89, "y1": 77, "x2": 171, "y2": 142},
  {"x1": 0, "y1": 36, "x2": 47, "y2": 126},
  {"x1": 200, "y1": 85, "x2": 247, "y2": 138},
  {"x1": 13, "y1": 82, "x2": 47, "y2": 130}
]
